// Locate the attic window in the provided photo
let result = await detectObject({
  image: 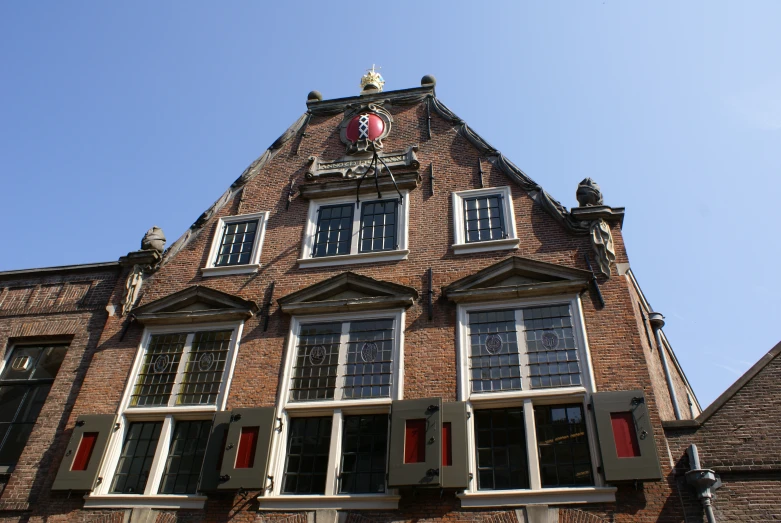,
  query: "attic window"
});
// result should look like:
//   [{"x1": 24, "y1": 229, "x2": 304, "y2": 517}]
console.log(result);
[
  {"x1": 202, "y1": 211, "x2": 269, "y2": 277},
  {"x1": 451, "y1": 186, "x2": 519, "y2": 254}
]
